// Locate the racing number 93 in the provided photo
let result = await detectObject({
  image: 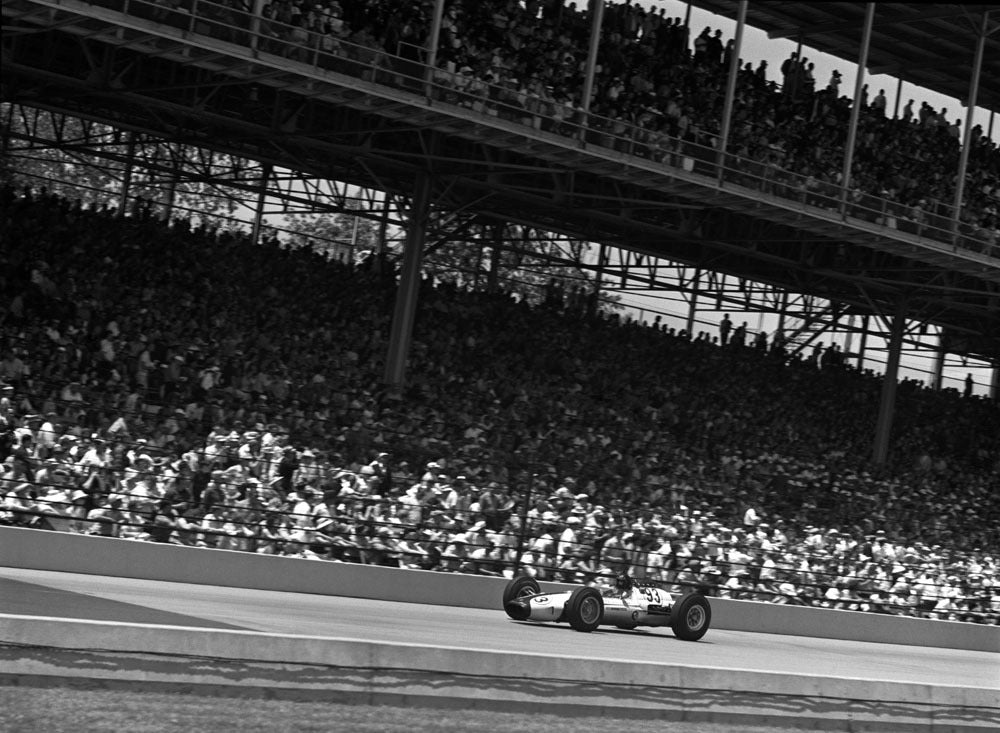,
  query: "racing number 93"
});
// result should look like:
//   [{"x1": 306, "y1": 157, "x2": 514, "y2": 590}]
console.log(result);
[{"x1": 643, "y1": 588, "x2": 661, "y2": 603}]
